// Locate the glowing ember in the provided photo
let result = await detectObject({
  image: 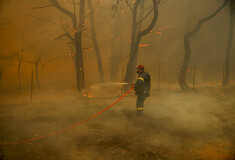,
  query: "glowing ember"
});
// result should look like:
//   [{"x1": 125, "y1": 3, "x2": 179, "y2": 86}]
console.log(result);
[
  {"x1": 82, "y1": 48, "x2": 93, "y2": 51},
  {"x1": 150, "y1": 30, "x2": 162, "y2": 34},
  {"x1": 138, "y1": 44, "x2": 149, "y2": 47},
  {"x1": 83, "y1": 93, "x2": 95, "y2": 98},
  {"x1": 154, "y1": 32, "x2": 162, "y2": 34},
  {"x1": 159, "y1": 25, "x2": 174, "y2": 30},
  {"x1": 66, "y1": 53, "x2": 75, "y2": 56}
]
